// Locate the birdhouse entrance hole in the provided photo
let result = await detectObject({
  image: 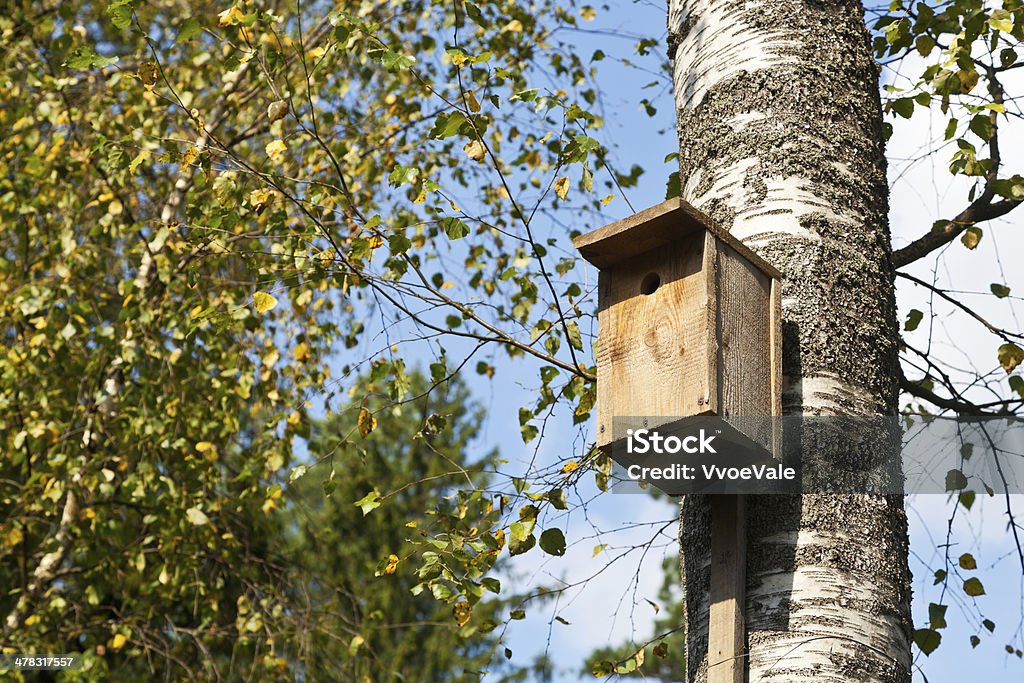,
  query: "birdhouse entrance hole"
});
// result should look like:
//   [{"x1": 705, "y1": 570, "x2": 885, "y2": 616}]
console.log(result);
[{"x1": 640, "y1": 272, "x2": 661, "y2": 295}]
